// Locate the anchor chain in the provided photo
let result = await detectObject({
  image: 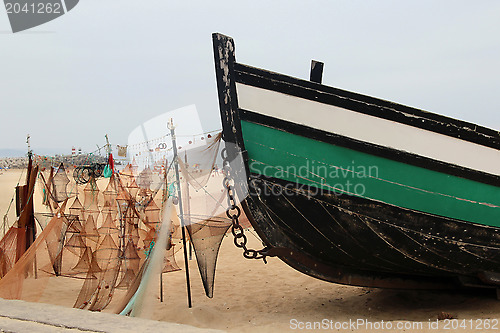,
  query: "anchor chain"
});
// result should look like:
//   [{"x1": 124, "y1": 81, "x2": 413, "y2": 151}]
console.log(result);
[{"x1": 221, "y1": 148, "x2": 268, "y2": 263}]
